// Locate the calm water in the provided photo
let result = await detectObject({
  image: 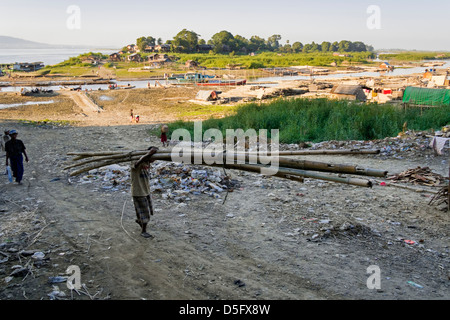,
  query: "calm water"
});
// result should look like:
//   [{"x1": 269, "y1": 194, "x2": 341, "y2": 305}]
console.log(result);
[
  {"x1": 0, "y1": 48, "x2": 448, "y2": 93},
  {"x1": 0, "y1": 48, "x2": 117, "y2": 66}
]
